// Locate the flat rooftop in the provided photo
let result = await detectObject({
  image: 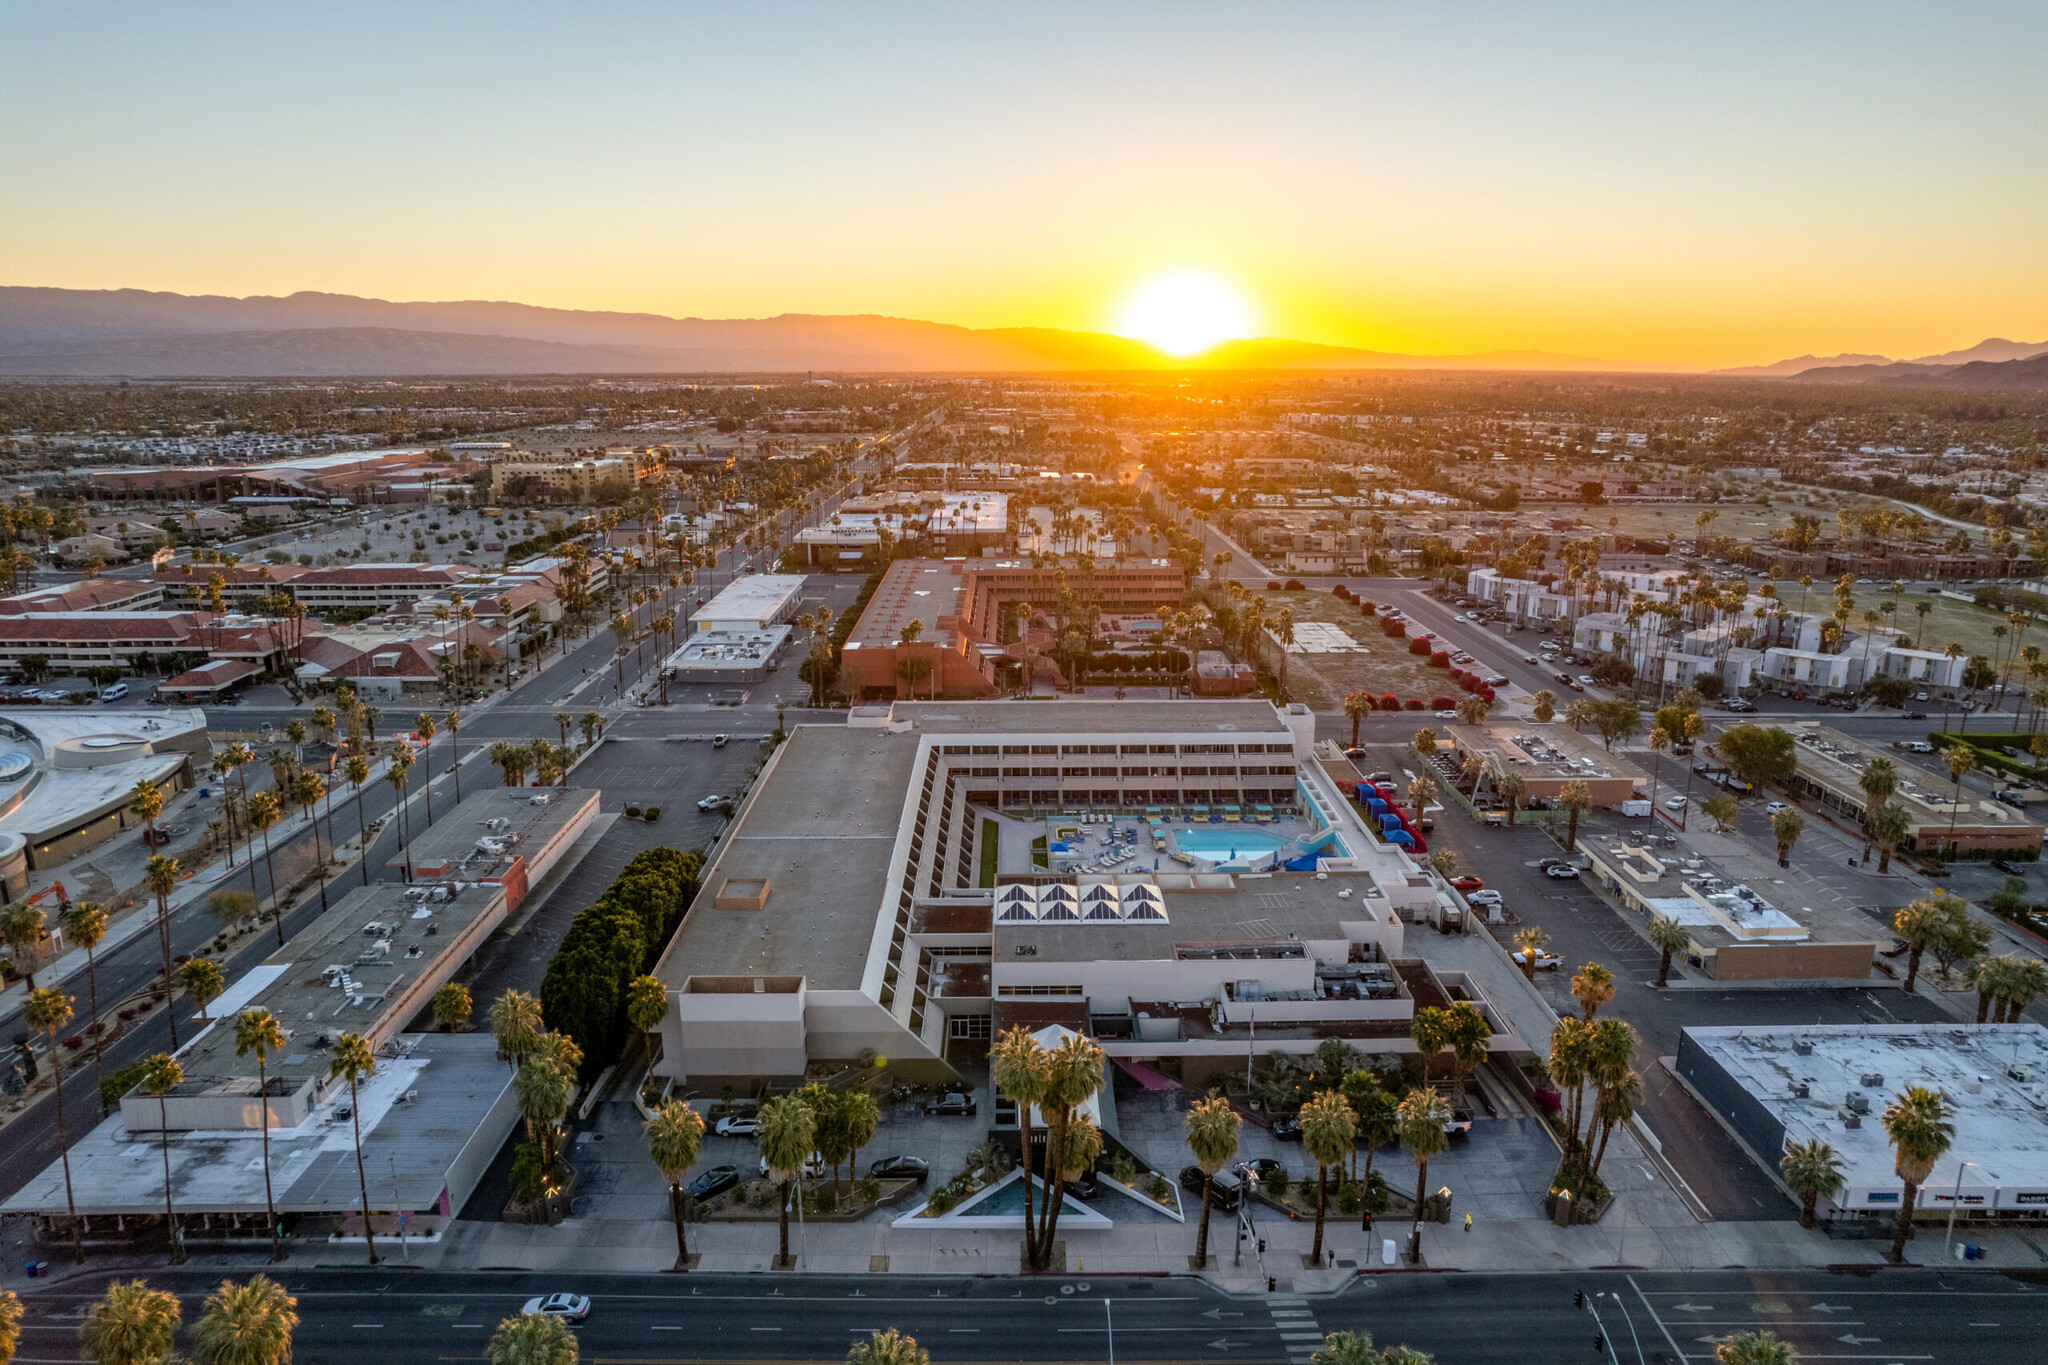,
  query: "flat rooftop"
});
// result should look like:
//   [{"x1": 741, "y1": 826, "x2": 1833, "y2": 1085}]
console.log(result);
[
  {"x1": 397, "y1": 785, "x2": 598, "y2": 881},
  {"x1": 667, "y1": 626, "x2": 793, "y2": 669},
  {"x1": 1454, "y1": 722, "x2": 1646, "y2": 785},
  {"x1": 844, "y1": 560, "x2": 968, "y2": 649},
  {"x1": 1789, "y1": 723, "x2": 2044, "y2": 835},
  {"x1": 693, "y1": 573, "x2": 808, "y2": 624},
  {"x1": 168, "y1": 880, "x2": 509, "y2": 1094},
  {"x1": 1682, "y1": 1023, "x2": 2048, "y2": 1205},
  {"x1": 655, "y1": 724, "x2": 919, "y2": 990},
  {"x1": 1, "y1": 1032, "x2": 513, "y2": 1218},
  {"x1": 992, "y1": 870, "x2": 1392, "y2": 964},
  {"x1": 1581, "y1": 825, "x2": 1879, "y2": 950},
  {"x1": 889, "y1": 699, "x2": 1292, "y2": 737}
]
